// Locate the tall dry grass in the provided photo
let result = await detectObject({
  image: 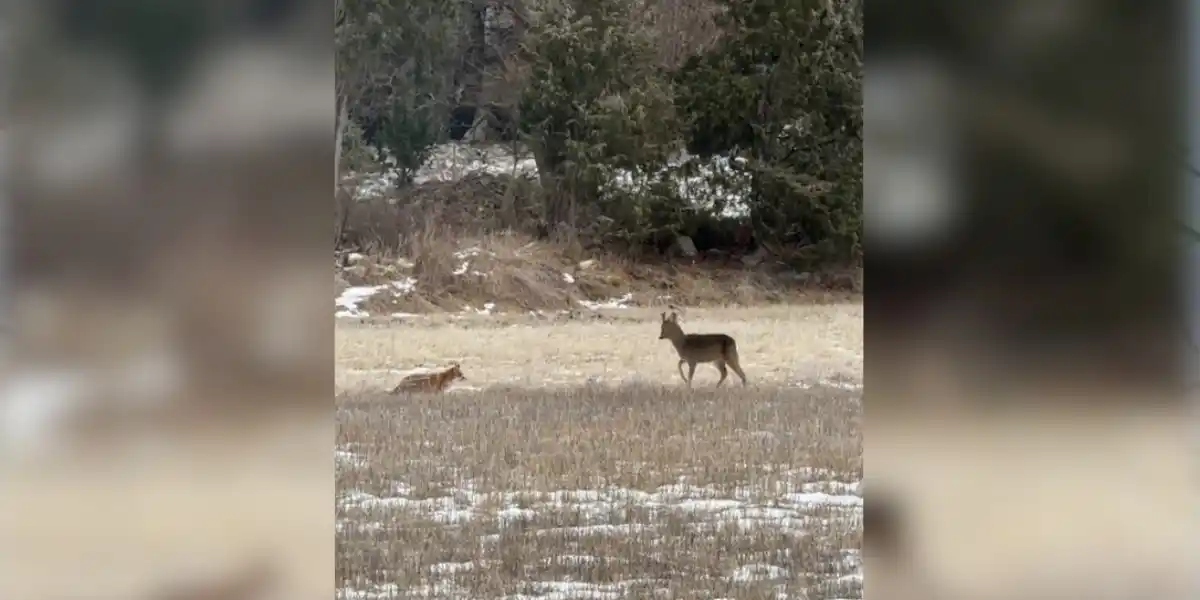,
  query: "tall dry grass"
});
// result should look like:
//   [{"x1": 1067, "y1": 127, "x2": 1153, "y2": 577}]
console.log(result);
[
  {"x1": 335, "y1": 302, "x2": 864, "y2": 598},
  {"x1": 335, "y1": 304, "x2": 862, "y2": 391},
  {"x1": 337, "y1": 383, "x2": 862, "y2": 599}
]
